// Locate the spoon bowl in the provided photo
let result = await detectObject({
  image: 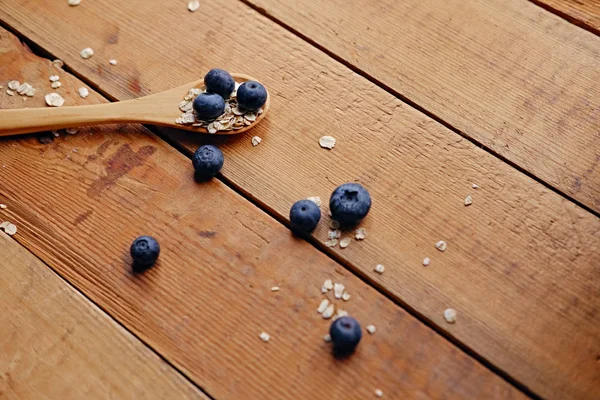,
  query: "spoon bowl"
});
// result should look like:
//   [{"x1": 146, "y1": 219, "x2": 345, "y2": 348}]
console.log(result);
[{"x1": 0, "y1": 73, "x2": 269, "y2": 137}]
